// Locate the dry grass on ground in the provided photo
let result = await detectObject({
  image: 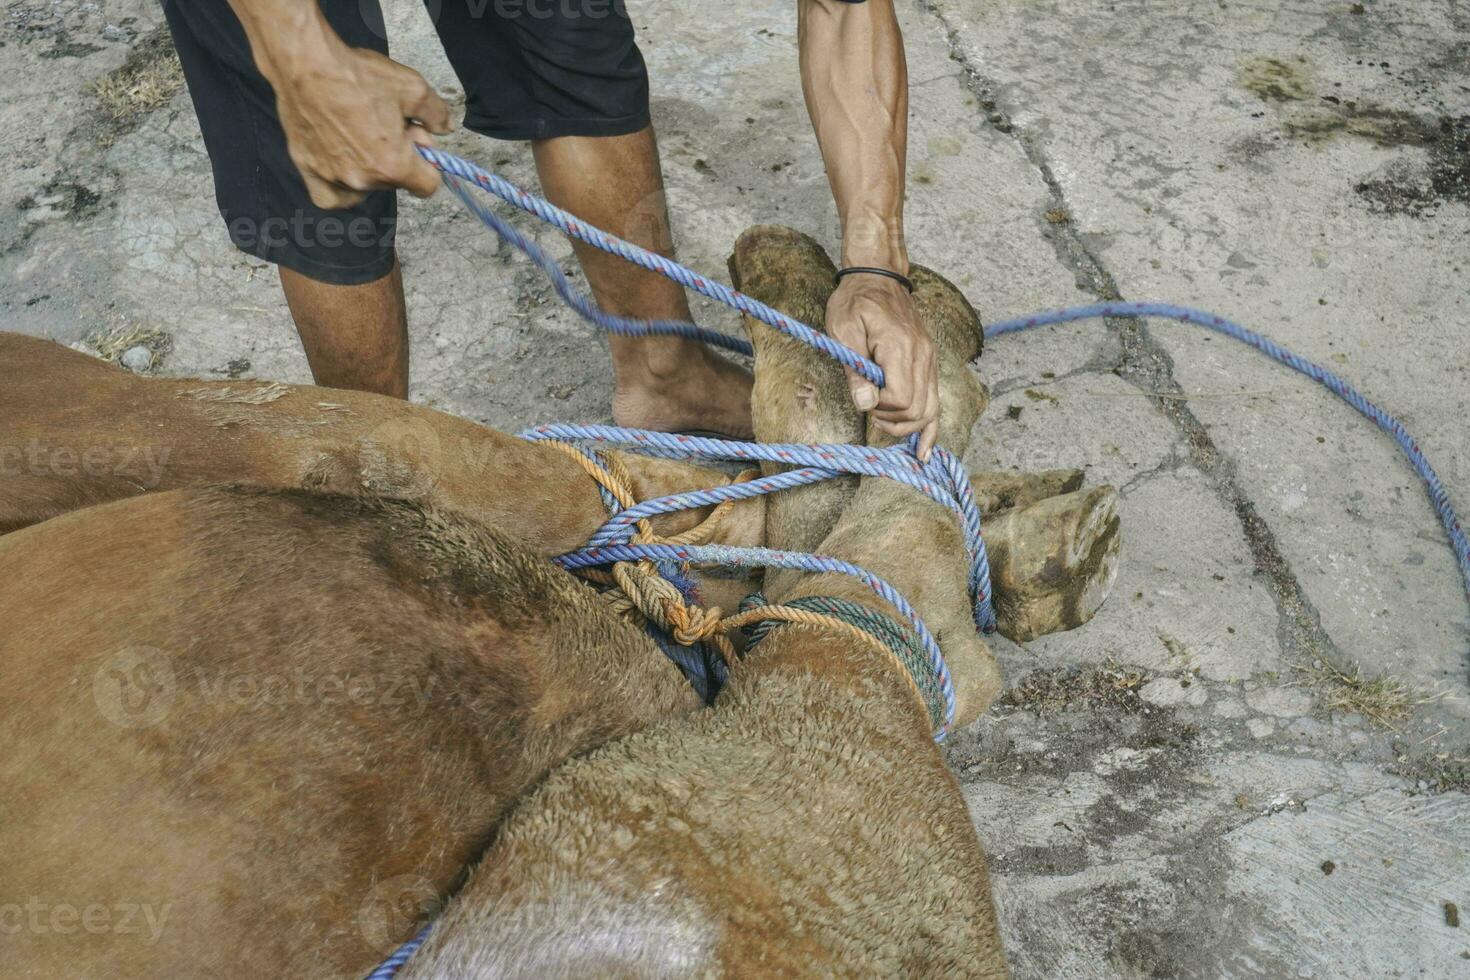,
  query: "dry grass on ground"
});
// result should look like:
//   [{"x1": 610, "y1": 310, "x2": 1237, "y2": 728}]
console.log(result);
[
  {"x1": 1296, "y1": 657, "x2": 1439, "y2": 730},
  {"x1": 999, "y1": 661, "x2": 1150, "y2": 714},
  {"x1": 83, "y1": 322, "x2": 172, "y2": 369},
  {"x1": 88, "y1": 28, "x2": 182, "y2": 143}
]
